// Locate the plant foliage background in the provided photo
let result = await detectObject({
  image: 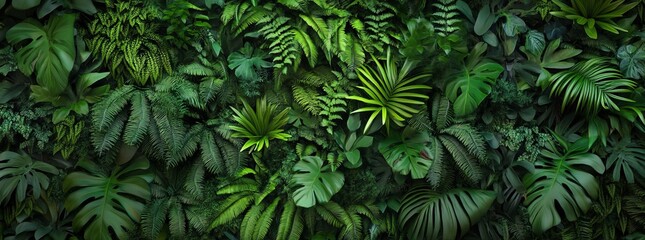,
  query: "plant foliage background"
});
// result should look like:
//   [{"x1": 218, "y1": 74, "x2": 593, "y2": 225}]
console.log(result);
[{"x1": 2, "y1": 0, "x2": 645, "y2": 239}]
